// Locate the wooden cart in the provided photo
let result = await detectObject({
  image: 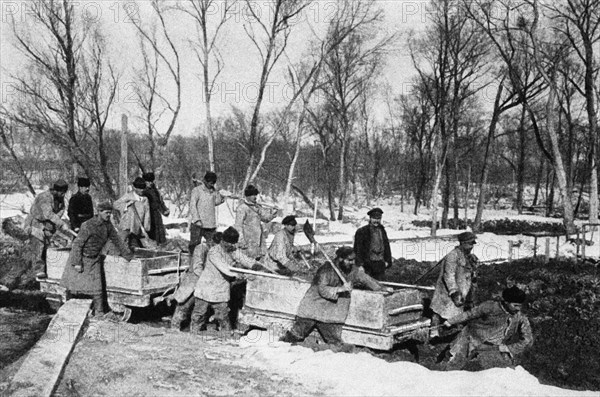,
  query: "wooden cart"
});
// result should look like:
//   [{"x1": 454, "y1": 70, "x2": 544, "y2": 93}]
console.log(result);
[
  {"x1": 39, "y1": 247, "x2": 187, "y2": 321},
  {"x1": 235, "y1": 271, "x2": 431, "y2": 351}
]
